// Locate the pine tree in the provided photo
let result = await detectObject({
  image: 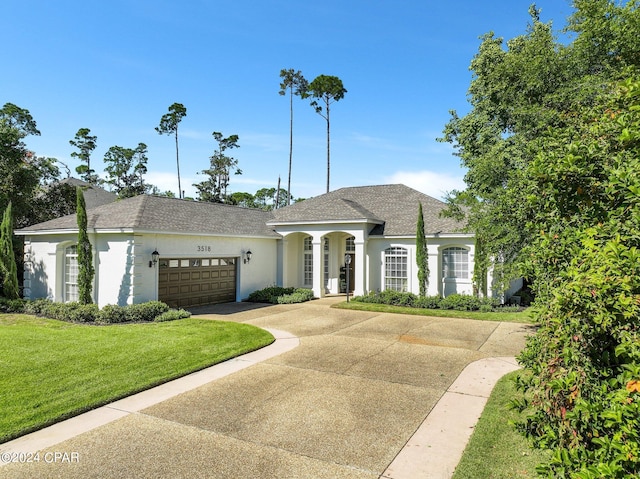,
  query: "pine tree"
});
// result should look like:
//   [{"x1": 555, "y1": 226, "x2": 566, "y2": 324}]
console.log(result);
[
  {"x1": 76, "y1": 187, "x2": 94, "y2": 304},
  {"x1": 416, "y1": 202, "x2": 429, "y2": 297},
  {"x1": 0, "y1": 202, "x2": 19, "y2": 299}
]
